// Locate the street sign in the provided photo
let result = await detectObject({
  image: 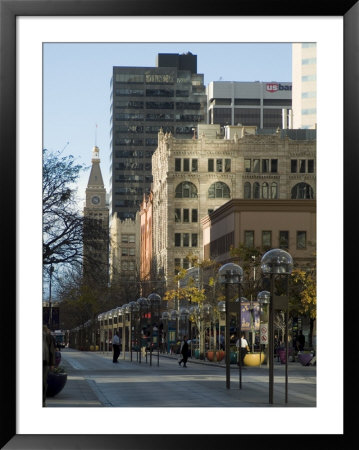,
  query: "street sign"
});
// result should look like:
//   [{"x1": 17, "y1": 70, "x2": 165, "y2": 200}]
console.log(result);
[{"x1": 260, "y1": 323, "x2": 268, "y2": 345}]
